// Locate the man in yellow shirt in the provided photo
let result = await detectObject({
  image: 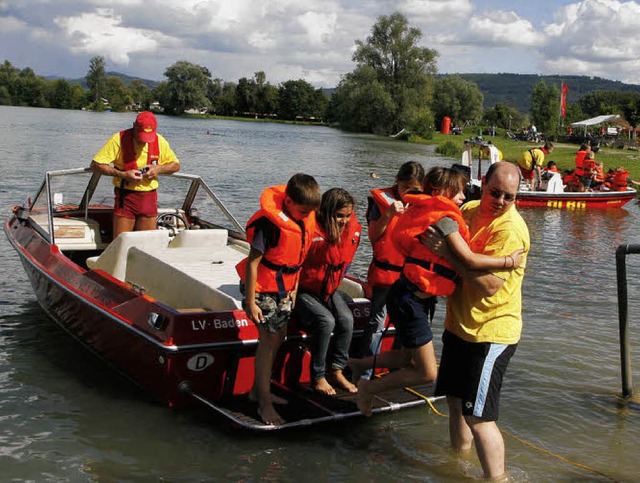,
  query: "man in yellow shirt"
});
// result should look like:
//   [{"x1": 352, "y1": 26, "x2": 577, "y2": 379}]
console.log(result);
[
  {"x1": 91, "y1": 111, "x2": 180, "y2": 237},
  {"x1": 518, "y1": 142, "x2": 553, "y2": 189},
  {"x1": 427, "y1": 162, "x2": 530, "y2": 479}
]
